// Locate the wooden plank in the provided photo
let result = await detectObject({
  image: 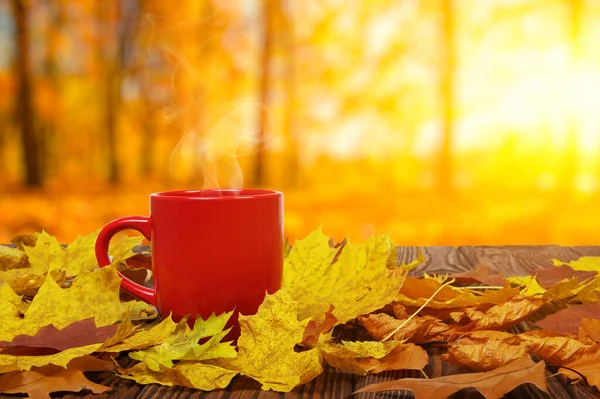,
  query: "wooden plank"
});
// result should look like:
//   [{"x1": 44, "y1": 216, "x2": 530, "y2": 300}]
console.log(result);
[
  {"x1": 457, "y1": 245, "x2": 582, "y2": 276},
  {"x1": 570, "y1": 246, "x2": 600, "y2": 257},
  {"x1": 398, "y1": 246, "x2": 474, "y2": 277}
]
